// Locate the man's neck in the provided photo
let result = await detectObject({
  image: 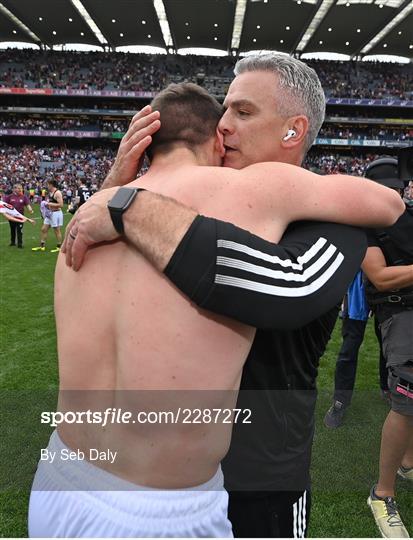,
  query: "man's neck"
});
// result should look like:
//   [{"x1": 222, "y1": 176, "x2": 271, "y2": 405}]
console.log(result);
[
  {"x1": 149, "y1": 147, "x2": 209, "y2": 174},
  {"x1": 275, "y1": 152, "x2": 303, "y2": 168}
]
